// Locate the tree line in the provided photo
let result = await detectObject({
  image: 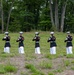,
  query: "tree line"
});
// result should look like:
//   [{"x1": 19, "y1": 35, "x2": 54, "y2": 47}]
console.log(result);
[{"x1": 0, "y1": 0, "x2": 74, "y2": 33}]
